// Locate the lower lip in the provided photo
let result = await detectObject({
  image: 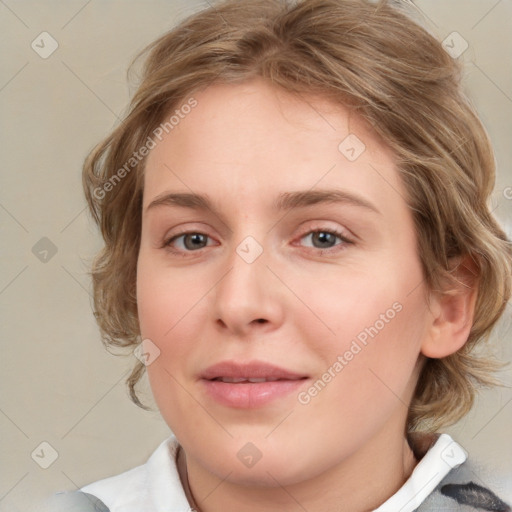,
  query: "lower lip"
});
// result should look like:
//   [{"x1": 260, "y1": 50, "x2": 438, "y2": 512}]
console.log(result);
[{"x1": 201, "y1": 379, "x2": 307, "y2": 408}]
